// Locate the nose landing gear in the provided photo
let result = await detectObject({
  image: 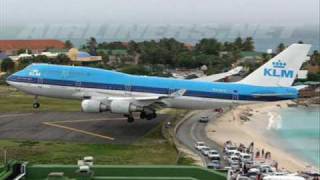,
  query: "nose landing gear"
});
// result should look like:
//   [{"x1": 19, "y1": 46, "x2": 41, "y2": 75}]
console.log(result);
[
  {"x1": 33, "y1": 96, "x2": 40, "y2": 109},
  {"x1": 33, "y1": 102, "x2": 40, "y2": 109}
]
